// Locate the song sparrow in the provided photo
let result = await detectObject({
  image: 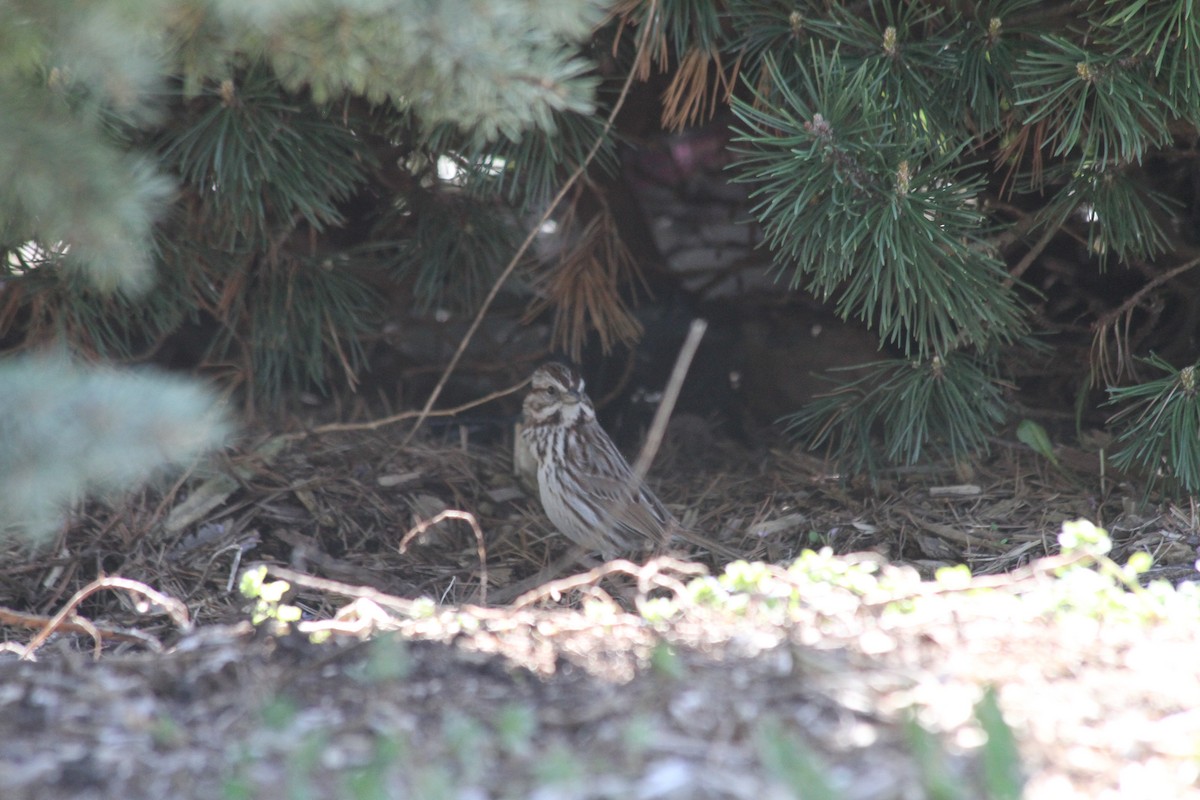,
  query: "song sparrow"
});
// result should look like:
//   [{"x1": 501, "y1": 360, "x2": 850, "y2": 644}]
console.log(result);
[{"x1": 521, "y1": 362, "x2": 735, "y2": 560}]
